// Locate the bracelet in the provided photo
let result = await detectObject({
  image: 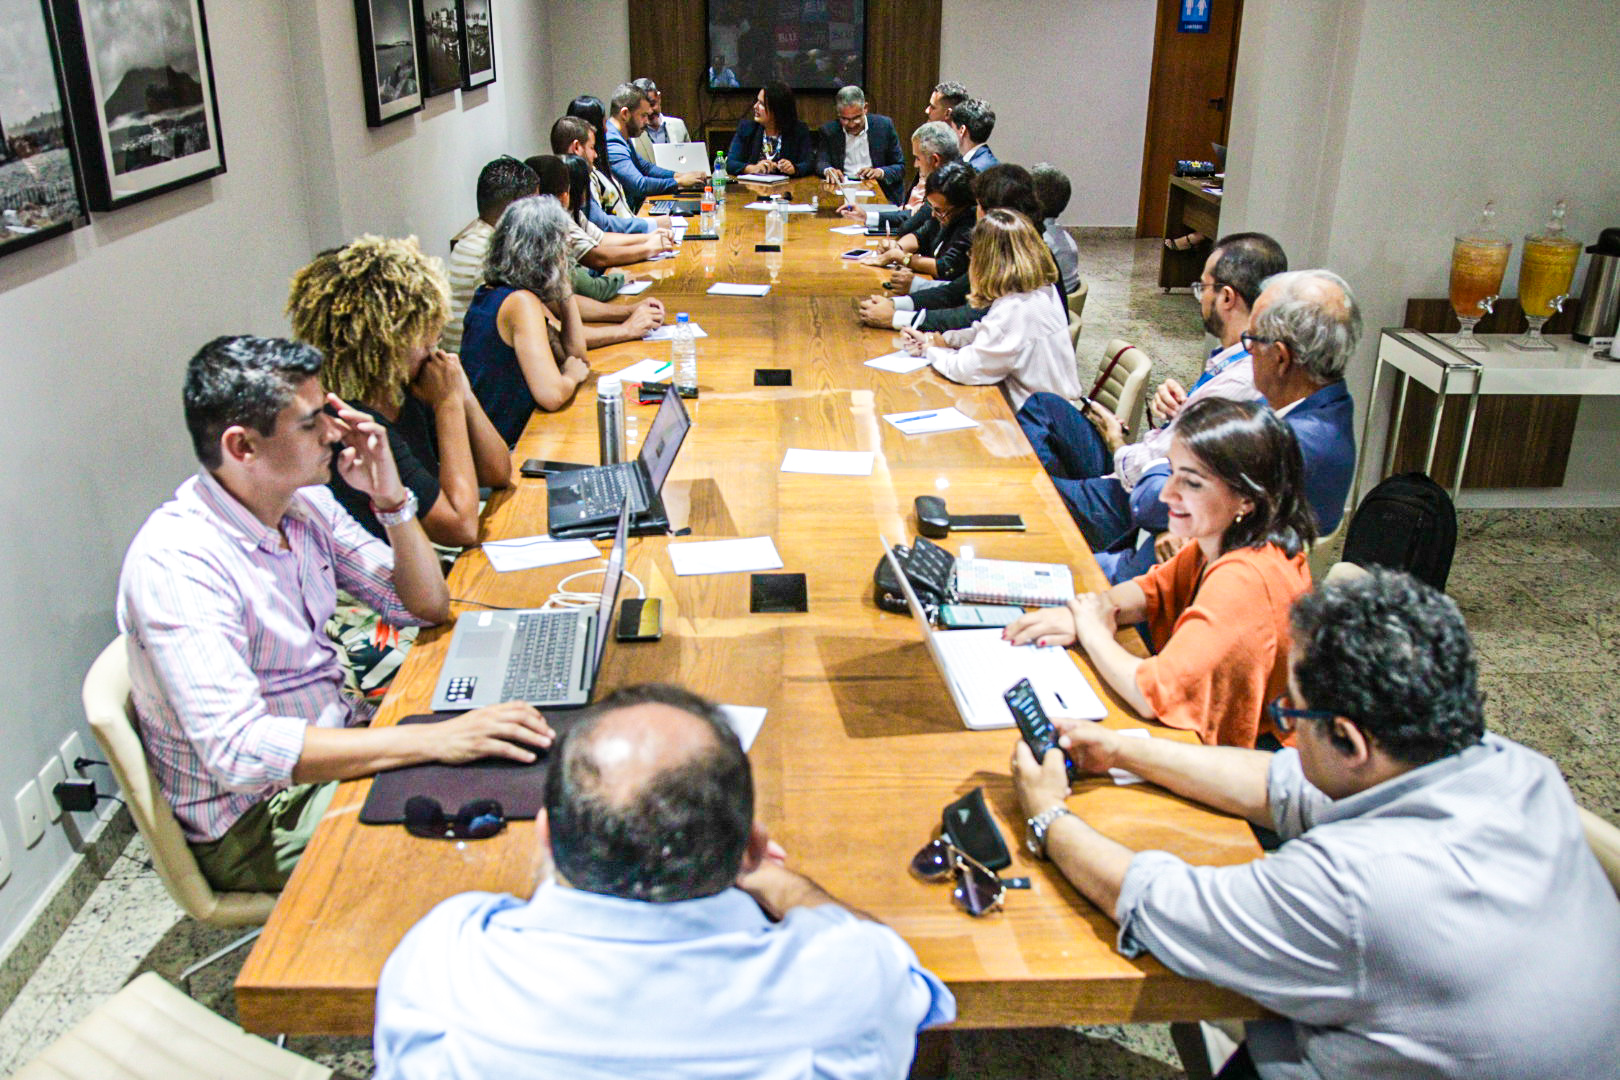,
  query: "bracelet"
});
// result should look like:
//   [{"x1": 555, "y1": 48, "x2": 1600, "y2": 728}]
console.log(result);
[{"x1": 370, "y1": 489, "x2": 419, "y2": 529}]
